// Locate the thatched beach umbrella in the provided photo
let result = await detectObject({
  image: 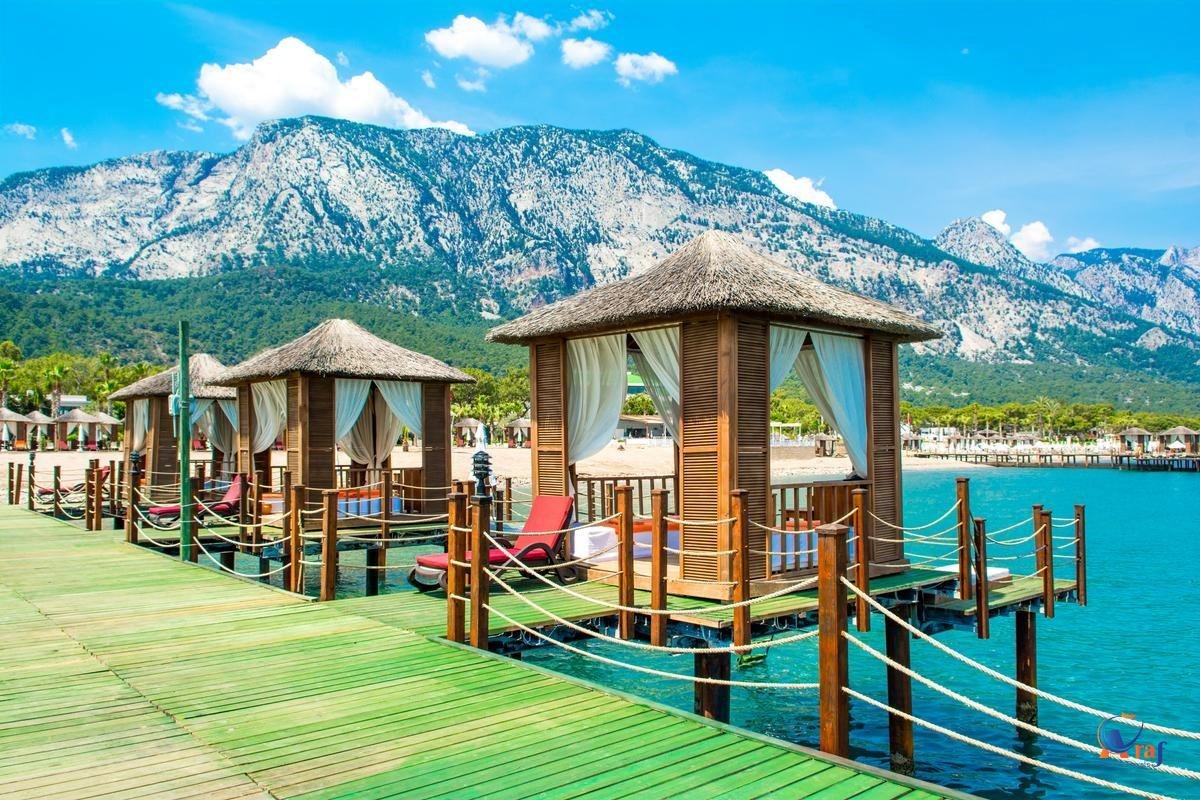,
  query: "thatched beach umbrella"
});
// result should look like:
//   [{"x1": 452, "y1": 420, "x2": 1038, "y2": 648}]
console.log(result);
[
  {"x1": 213, "y1": 319, "x2": 472, "y2": 512},
  {"x1": 53, "y1": 408, "x2": 100, "y2": 450},
  {"x1": 0, "y1": 407, "x2": 30, "y2": 447}
]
